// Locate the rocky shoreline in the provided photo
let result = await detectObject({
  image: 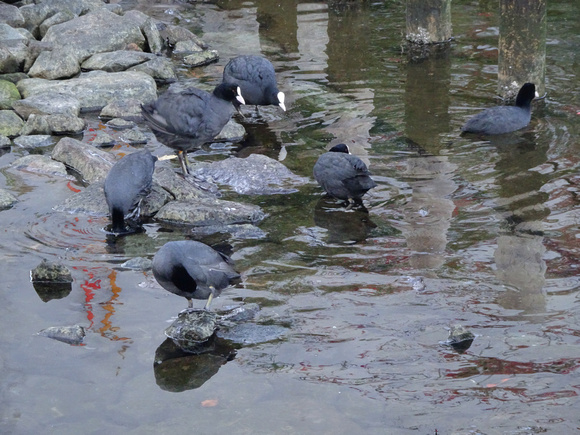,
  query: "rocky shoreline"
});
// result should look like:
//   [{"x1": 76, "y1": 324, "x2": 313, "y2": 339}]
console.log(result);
[{"x1": 0, "y1": 0, "x2": 307, "y2": 236}]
